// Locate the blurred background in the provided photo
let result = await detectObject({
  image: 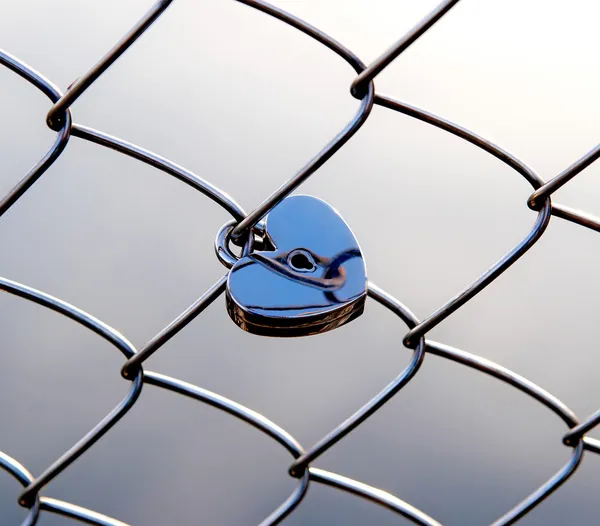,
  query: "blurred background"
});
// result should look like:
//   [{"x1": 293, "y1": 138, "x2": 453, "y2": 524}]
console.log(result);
[{"x1": 1, "y1": 0, "x2": 599, "y2": 524}]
